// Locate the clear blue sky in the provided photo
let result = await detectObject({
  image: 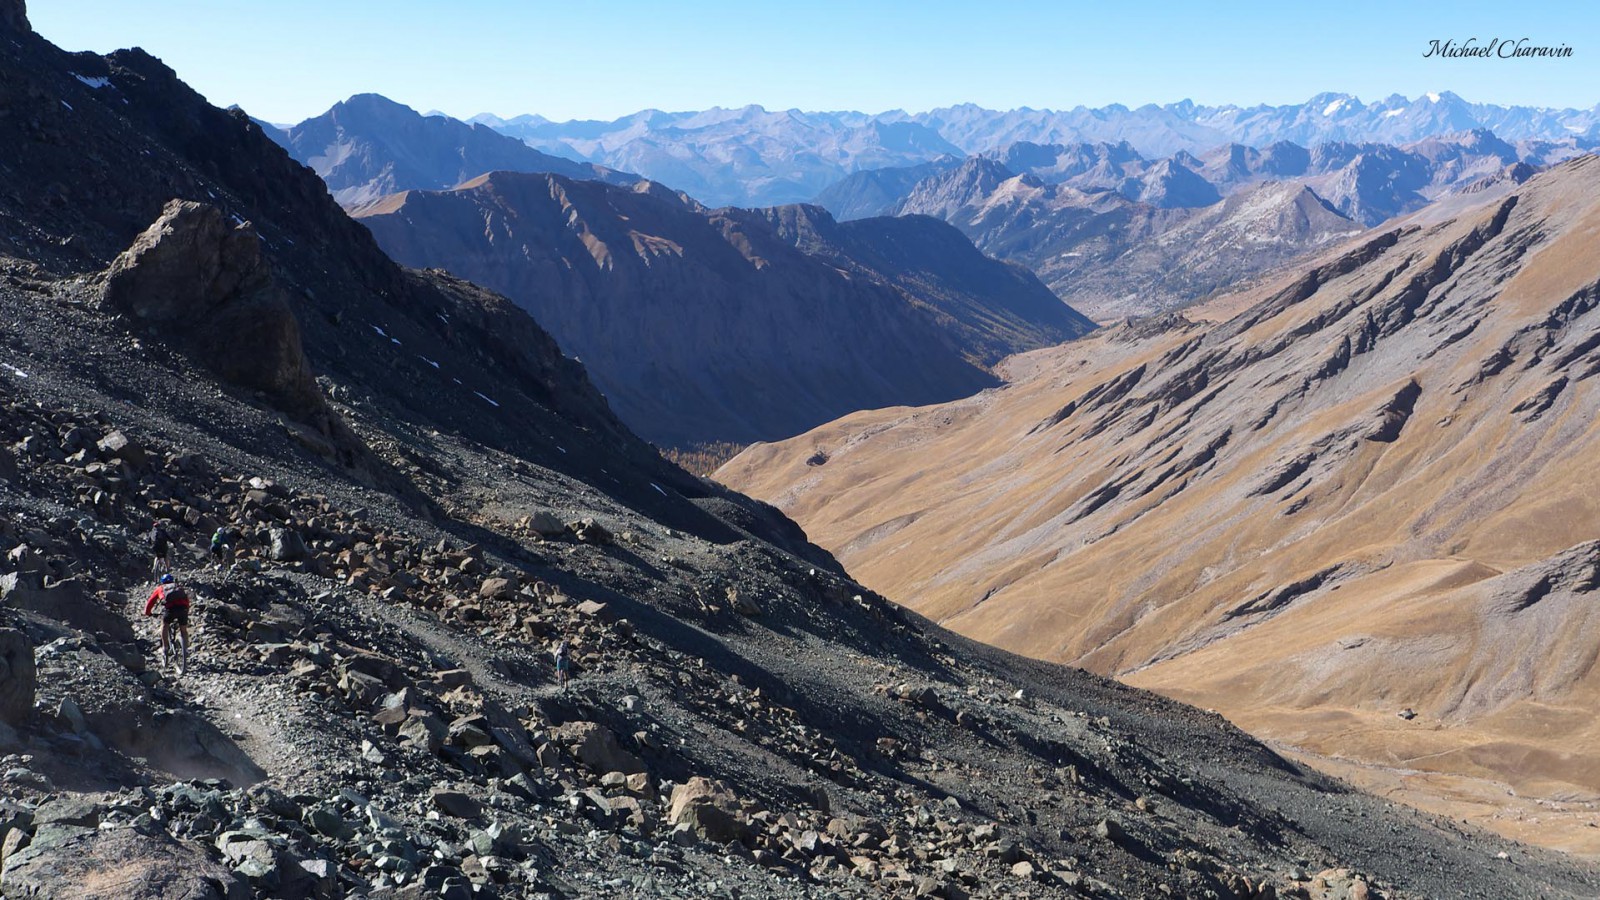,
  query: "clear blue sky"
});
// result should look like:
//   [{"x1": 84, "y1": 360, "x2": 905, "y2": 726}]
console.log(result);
[{"x1": 31, "y1": 1, "x2": 1599, "y2": 125}]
